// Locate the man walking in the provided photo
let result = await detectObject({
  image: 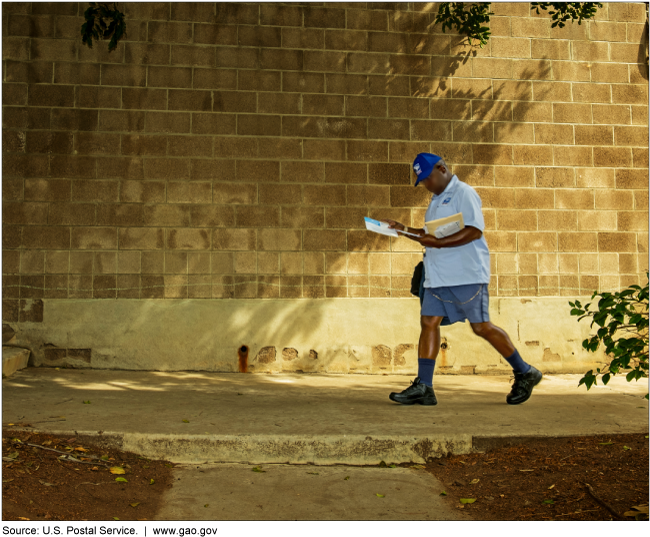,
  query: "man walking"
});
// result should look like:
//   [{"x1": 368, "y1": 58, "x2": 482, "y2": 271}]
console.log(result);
[{"x1": 386, "y1": 153, "x2": 542, "y2": 406}]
